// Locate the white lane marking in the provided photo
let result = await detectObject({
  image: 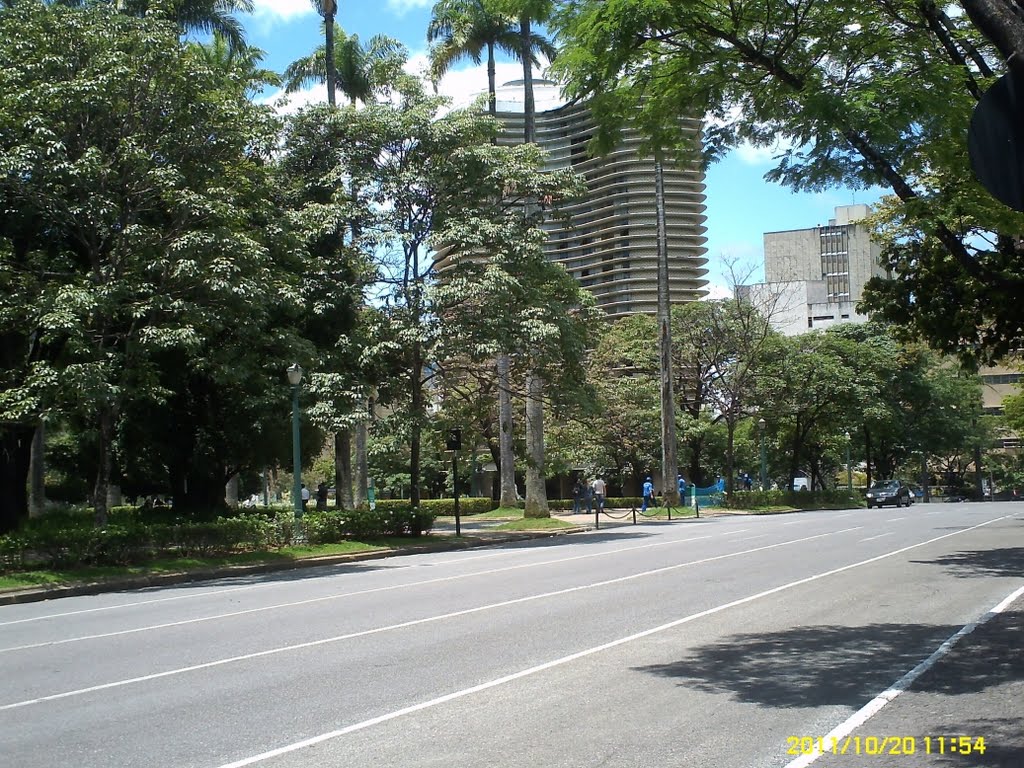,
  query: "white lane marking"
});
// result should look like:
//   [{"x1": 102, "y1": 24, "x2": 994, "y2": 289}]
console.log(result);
[
  {"x1": 860, "y1": 533, "x2": 893, "y2": 542},
  {"x1": 0, "y1": 534, "x2": 718, "y2": 652},
  {"x1": 833, "y1": 514, "x2": 852, "y2": 518},
  {"x1": 783, "y1": 521, "x2": 804, "y2": 526},
  {"x1": 887, "y1": 517, "x2": 906, "y2": 522},
  {"x1": 737, "y1": 534, "x2": 769, "y2": 542},
  {"x1": 0, "y1": 536, "x2": 708, "y2": 630},
  {"x1": 0, "y1": 528, "x2": 862, "y2": 710},
  {"x1": 721, "y1": 528, "x2": 751, "y2": 536},
  {"x1": 212, "y1": 515, "x2": 1013, "y2": 768},
  {"x1": 783, "y1": 581, "x2": 1024, "y2": 768}
]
